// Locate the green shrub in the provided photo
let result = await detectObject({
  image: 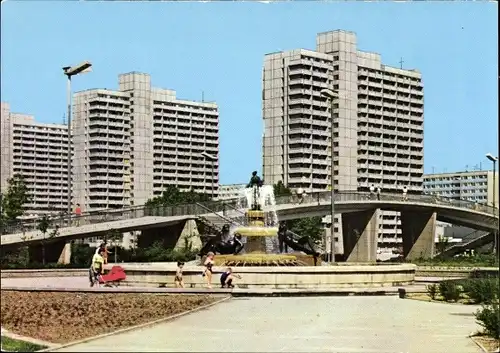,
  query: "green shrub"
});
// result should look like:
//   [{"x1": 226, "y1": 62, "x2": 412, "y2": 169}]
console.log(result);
[
  {"x1": 412, "y1": 253, "x2": 499, "y2": 267},
  {"x1": 475, "y1": 304, "x2": 500, "y2": 338},
  {"x1": 438, "y1": 281, "x2": 462, "y2": 302},
  {"x1": 1, "y1": 336, "x2": 46, "y2": 352},
  {"x1": 463, "y1": 278, "x2": 499, "y2": 304},
  {"x1": 426, "y1": 284, "x2": 438, "y2": 300}
]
